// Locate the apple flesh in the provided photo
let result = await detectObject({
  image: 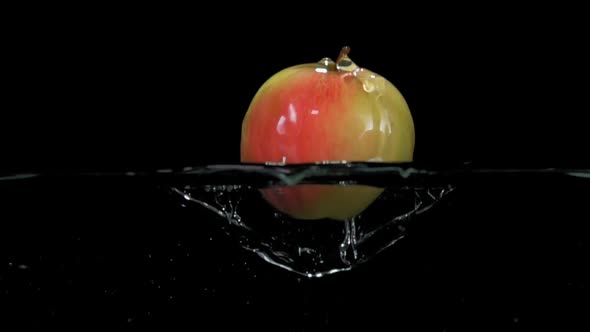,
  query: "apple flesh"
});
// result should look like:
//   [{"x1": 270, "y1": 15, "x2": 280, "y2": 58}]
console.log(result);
[{"x1": 241, "y1": 47, "x2": 415, "y2": 220}]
